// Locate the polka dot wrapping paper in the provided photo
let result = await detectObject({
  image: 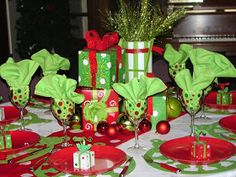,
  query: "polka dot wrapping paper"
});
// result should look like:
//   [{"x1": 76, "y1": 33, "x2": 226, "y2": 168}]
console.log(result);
[{"x1": 78, "y1": 48, "x2": 124, "y2": 90}]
